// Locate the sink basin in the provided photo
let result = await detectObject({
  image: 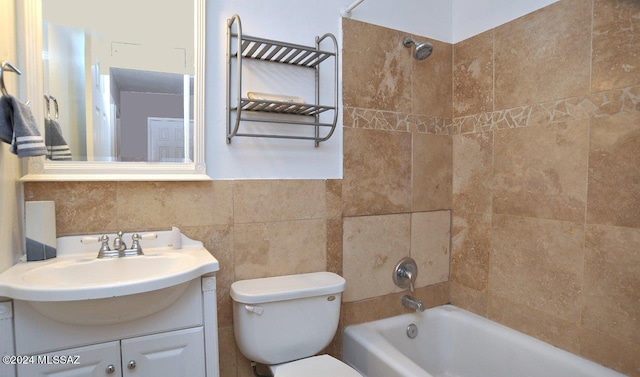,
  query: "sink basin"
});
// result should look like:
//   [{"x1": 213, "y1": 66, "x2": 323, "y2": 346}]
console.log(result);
[
  {"x1": 0, "y1": 231, "x2": 219, "y2": 325},
  {"x1": 22, "y1": 252, "x2": 196, "y2": 295}
]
